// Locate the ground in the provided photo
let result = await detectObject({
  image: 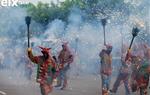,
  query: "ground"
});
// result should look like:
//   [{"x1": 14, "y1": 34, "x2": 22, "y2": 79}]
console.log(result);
[{"x1": 0, "y1": 74, "x2": 149, "y2": 95}]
